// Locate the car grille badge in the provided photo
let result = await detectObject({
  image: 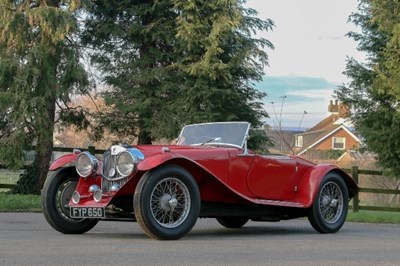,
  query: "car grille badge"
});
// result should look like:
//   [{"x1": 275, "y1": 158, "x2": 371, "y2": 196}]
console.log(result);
[{"x1": 108, "y1": 168, "x2": 116, "y2": 177}]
